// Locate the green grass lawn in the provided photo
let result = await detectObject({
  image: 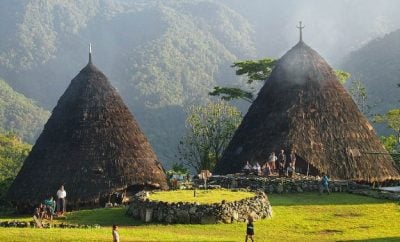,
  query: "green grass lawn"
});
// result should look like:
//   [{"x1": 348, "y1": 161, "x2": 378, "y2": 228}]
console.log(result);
[
  {"x1": 149, "y1": 189, "x2": 255, "y2": 204},
  {"x1": 0, "y1": 192, "x2": 399, "y2": 241}
]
